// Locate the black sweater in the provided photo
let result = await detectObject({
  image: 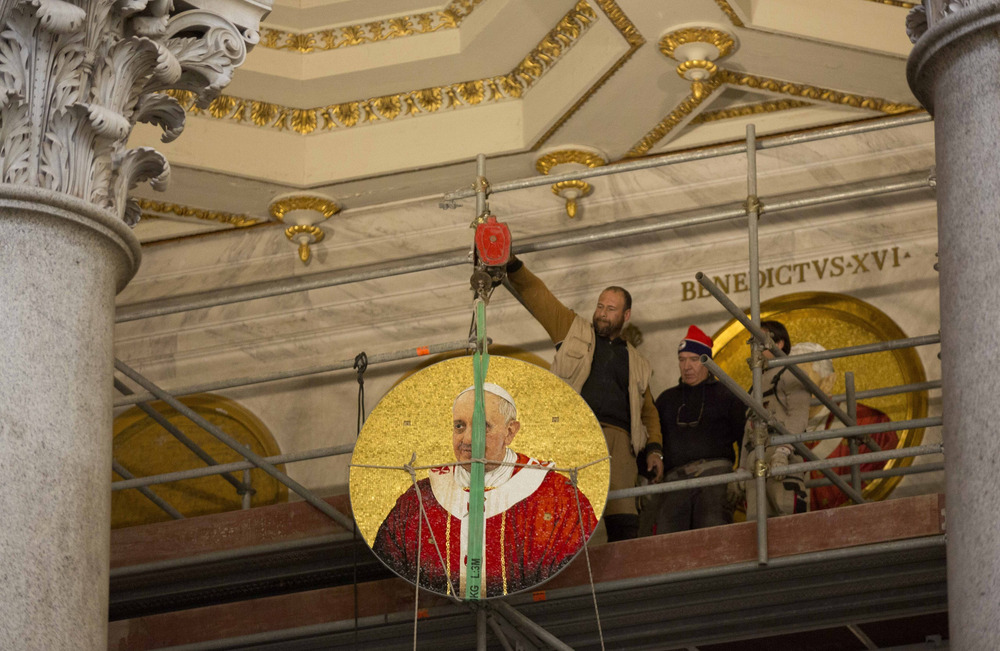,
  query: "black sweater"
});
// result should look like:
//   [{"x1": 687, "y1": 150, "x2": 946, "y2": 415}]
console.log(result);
[{"x1": 654, "y1": 376, "x2": 747, "y2": 469}]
